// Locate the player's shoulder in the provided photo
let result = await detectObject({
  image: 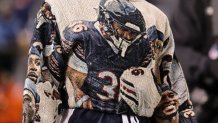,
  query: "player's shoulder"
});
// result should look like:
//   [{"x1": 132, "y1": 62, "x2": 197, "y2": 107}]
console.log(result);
[
  {"x1": 63, "y1": 20, "x2": 95, "y2": 42},
  {"x1": 131, "y1": 0, "x2": 170, "y2": 40},
  {"x1": 131, "y1": 1, "x2": 169, "y2": 26},
  {"x1": 131, "y1": 0, "x2": 168, "y2": 20}
]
